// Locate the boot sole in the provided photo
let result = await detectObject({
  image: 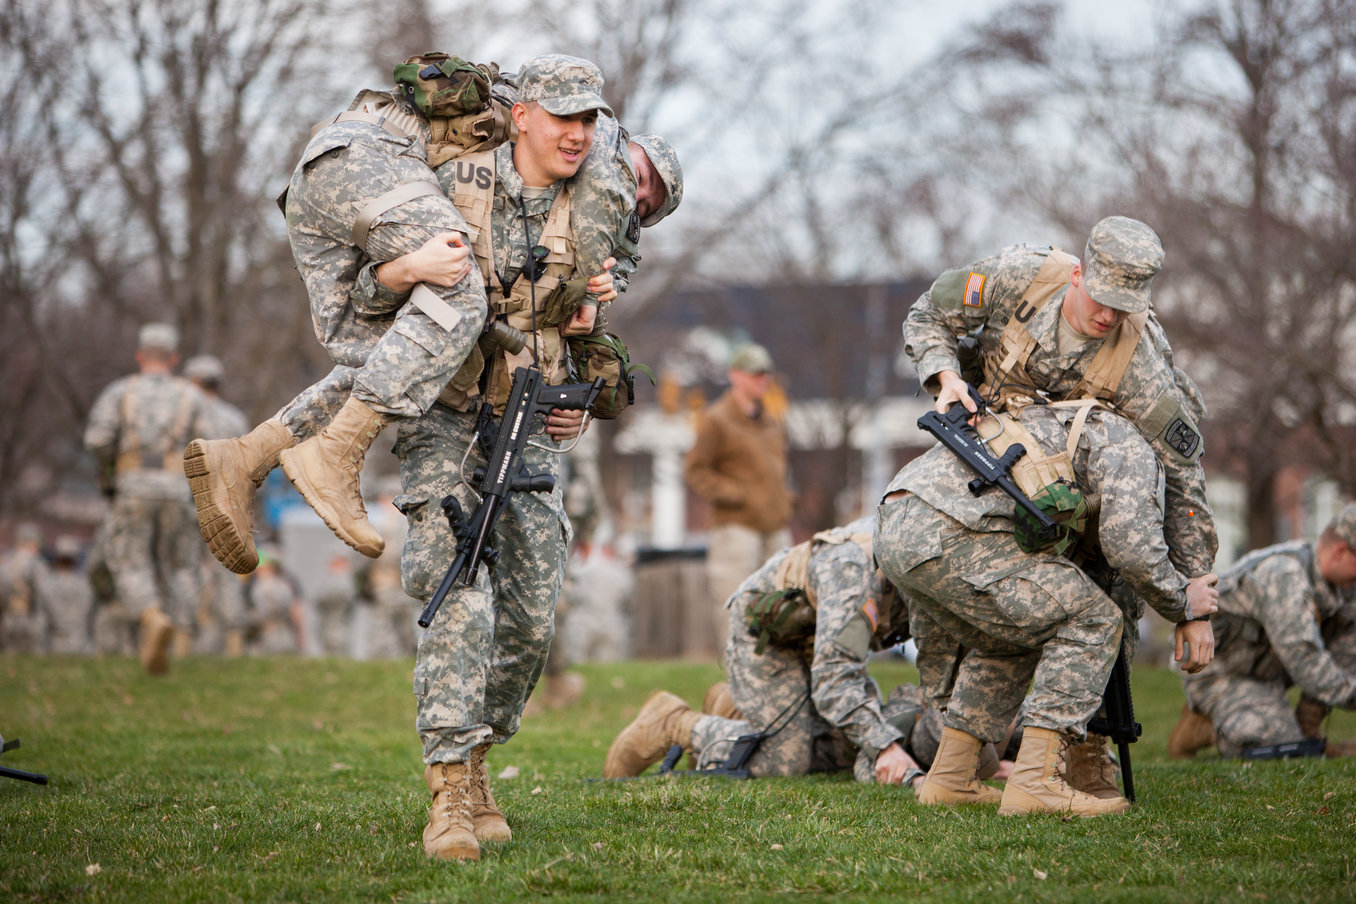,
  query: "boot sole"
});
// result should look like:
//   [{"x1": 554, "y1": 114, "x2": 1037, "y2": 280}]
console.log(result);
[
  {"x1": 279, "y1": 449, "x2": 384, "y2": 558},
  {"x1": 183, "y1": 440, "x2": 258, "y2": 575}
]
